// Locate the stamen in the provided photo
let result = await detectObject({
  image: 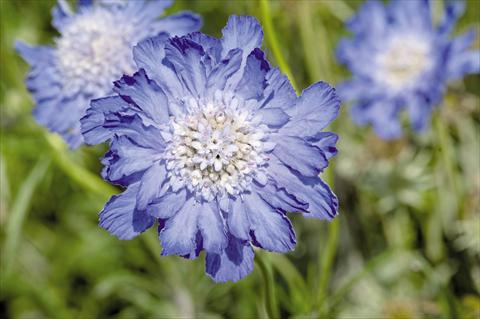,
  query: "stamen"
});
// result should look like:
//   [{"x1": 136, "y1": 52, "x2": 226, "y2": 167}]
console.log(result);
[{"x1": 165, "y1": 93, "x2": 270, "y2": 201}]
